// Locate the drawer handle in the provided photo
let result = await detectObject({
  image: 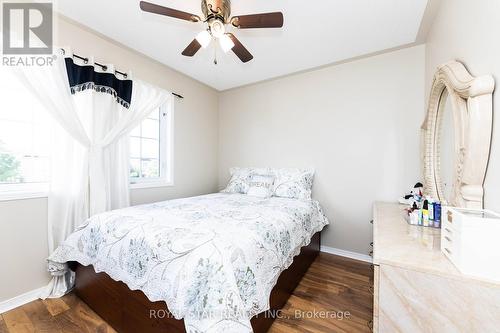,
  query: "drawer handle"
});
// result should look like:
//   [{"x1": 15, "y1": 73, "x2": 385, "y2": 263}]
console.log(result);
[
  {"x1": 368, "y1": 286, "x2": 374, "y2": 295},
  {"x1": 445, "y1": 227, "x2": 452, "y2": 233},
  {"x1": 444, "y1": 236, "x2": 452, "y2": 242},
  {"x1": 367, "y1": 320, "x2": 373, "y2": 332},
  {"x1": 444, "y1": 247, "x2": 452, "y2": 255}
]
